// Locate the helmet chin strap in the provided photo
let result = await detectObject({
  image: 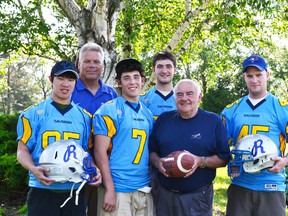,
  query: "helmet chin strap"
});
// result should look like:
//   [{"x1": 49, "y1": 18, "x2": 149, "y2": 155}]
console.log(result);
[
  {"x1": 60, "y1": 180, "x2": 87, "y2": 208},
  {"x1": 60, "y1": 155, "x2": 97, "y2": 208},
  {"x1": 75, "y1": 180, "x2": 87, "y2": 205},
  {"x1": 60, "y1": 182, "x2": 77, "y2": 208}
]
